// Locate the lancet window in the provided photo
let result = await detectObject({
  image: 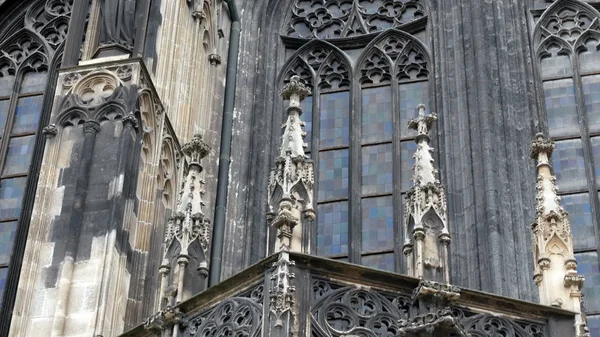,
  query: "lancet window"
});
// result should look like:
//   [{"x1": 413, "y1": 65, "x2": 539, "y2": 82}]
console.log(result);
[
  {"x1": 0, "y1": 0, "x2": 71, "y2": 316},
  {"x1": 279, "y1": 0, "x2": 431, "y2": 272},
  {"x1": 534, "y1": 0, "x2": 600, "y2": 333}
]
